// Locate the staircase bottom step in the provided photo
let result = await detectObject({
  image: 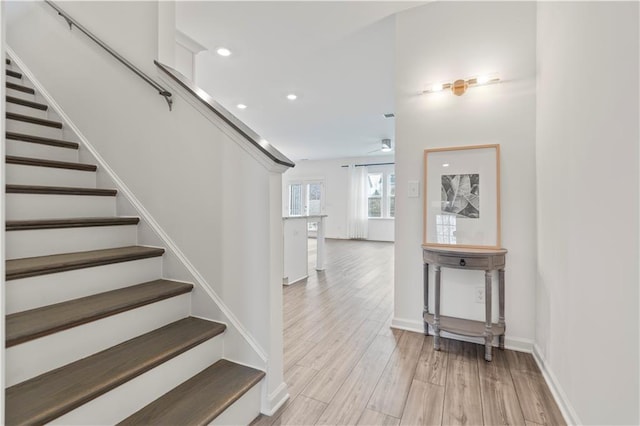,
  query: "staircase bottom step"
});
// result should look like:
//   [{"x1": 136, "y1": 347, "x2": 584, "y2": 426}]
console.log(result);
[{"x1": 118, "y1": 359, "x2": 265, "y2": 426}]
